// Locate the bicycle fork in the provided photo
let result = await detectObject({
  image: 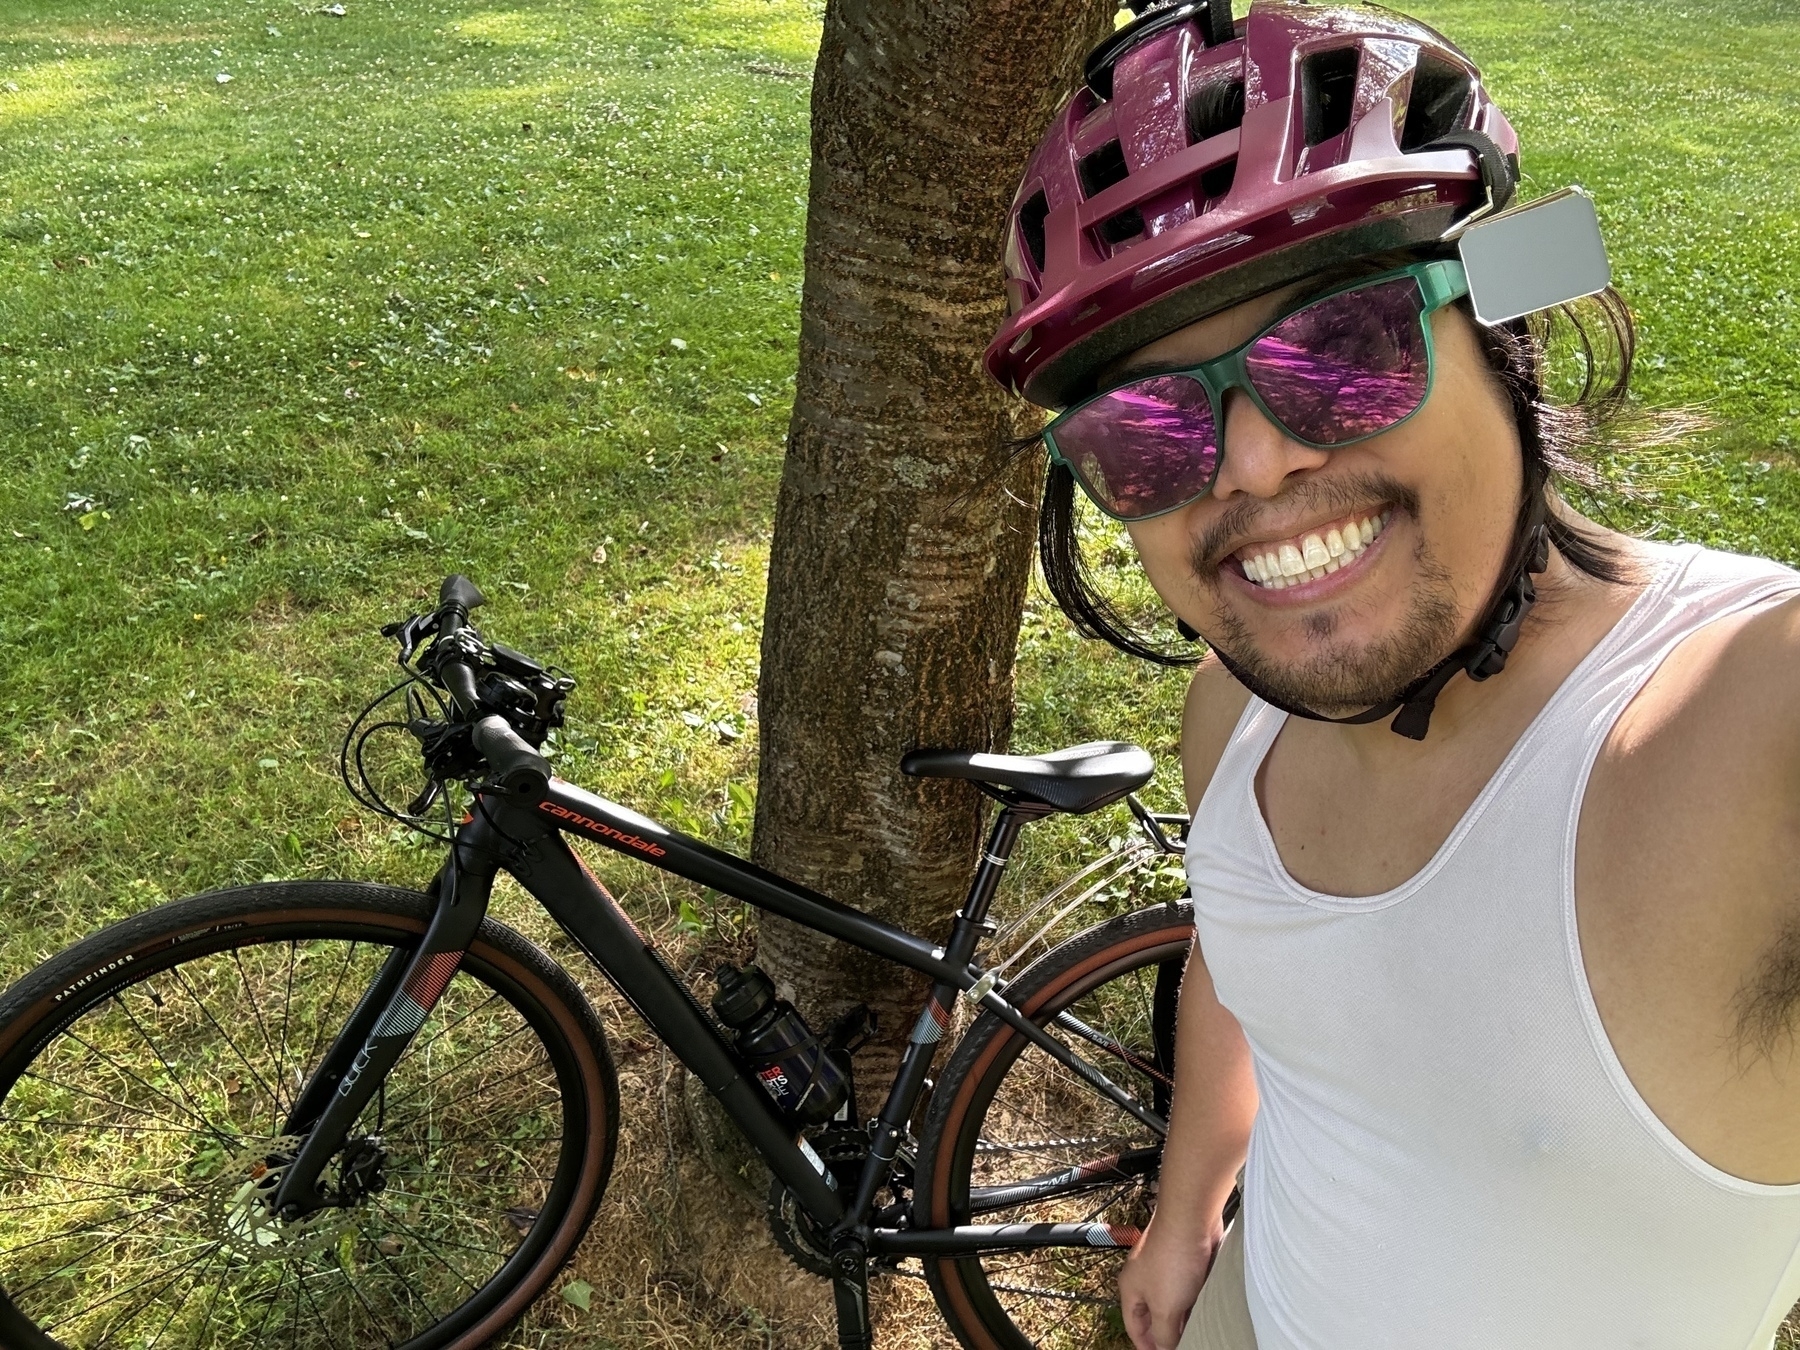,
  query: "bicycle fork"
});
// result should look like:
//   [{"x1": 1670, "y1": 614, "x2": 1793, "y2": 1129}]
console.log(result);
[{"x1": 269, "y1": 820, "x2": 500, "y2": 1216}]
